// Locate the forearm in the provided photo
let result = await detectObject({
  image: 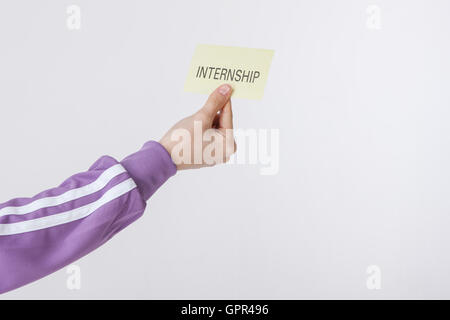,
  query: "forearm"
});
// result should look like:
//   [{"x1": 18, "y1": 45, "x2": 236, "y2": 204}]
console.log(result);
[{"x1": 0, "y1": 141, "x2": 176, "y2": 294}]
